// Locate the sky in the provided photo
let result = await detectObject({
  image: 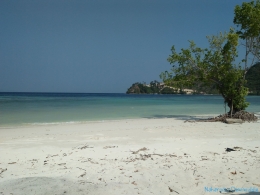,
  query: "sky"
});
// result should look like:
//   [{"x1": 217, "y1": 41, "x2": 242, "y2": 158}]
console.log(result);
[{"x1": 0, "y1": 0, "x2": 249, "y2": 93}]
